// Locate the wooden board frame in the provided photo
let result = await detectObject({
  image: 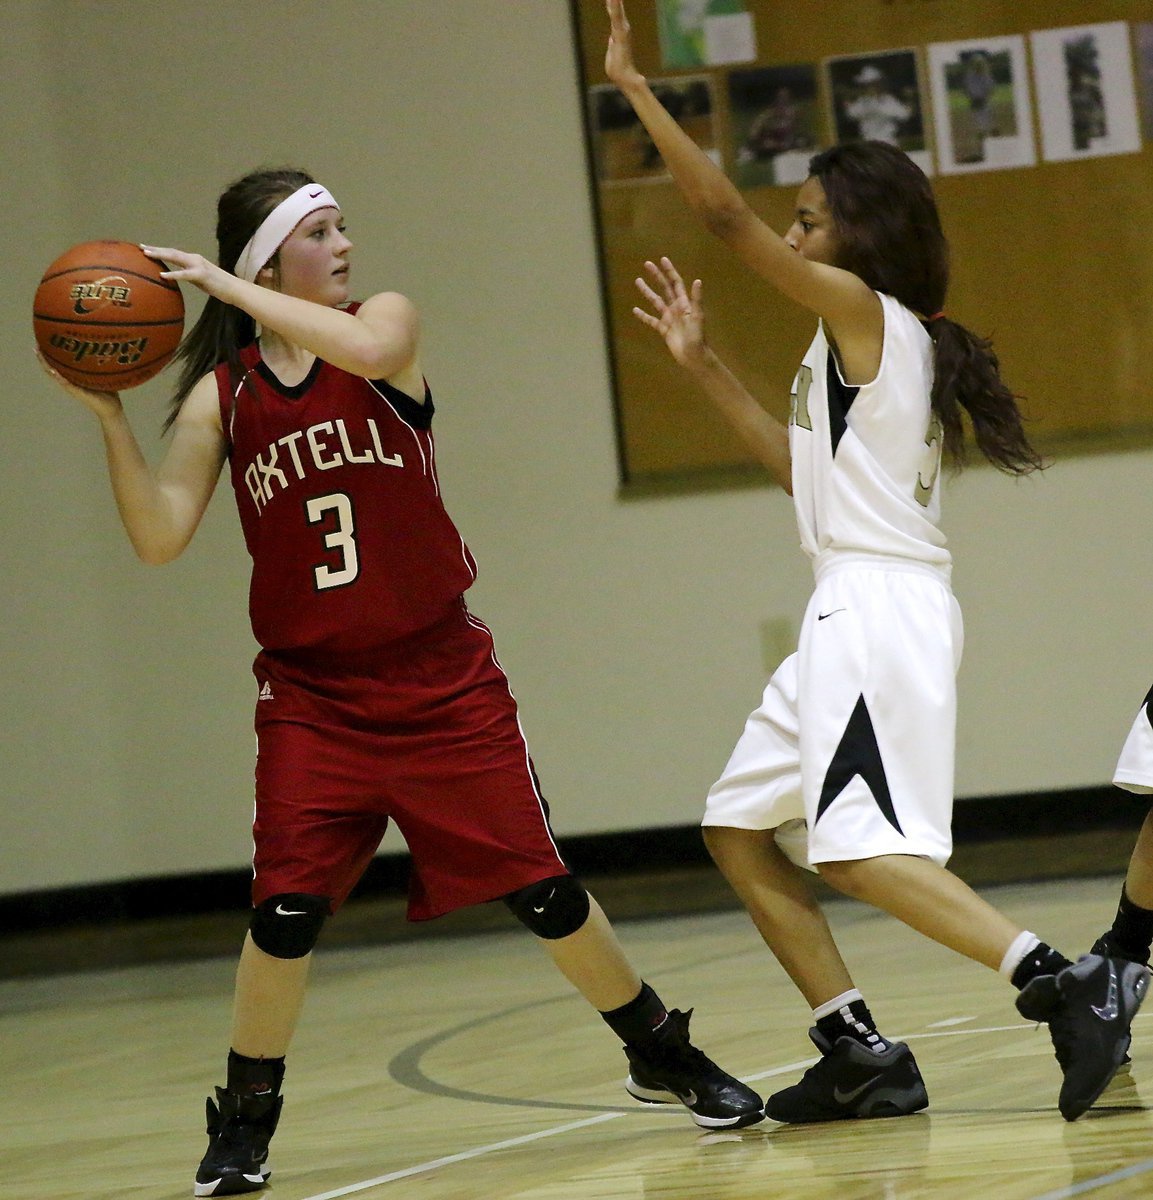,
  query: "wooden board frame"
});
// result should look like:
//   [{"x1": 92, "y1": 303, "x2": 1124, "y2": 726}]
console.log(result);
[{"x1": 571, "y1": 2, "x2": 1153, "y2": 494}]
